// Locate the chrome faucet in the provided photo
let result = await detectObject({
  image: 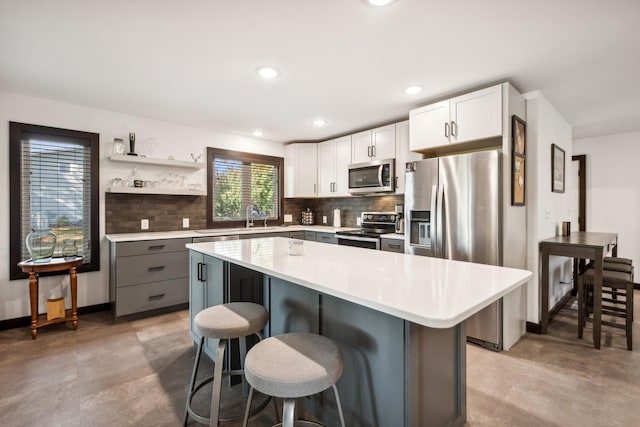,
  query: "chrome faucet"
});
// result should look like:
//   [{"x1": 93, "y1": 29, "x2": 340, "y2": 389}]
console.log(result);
[{"x1": 246, "y1": 204, "x2": 255, "y2": 228}]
